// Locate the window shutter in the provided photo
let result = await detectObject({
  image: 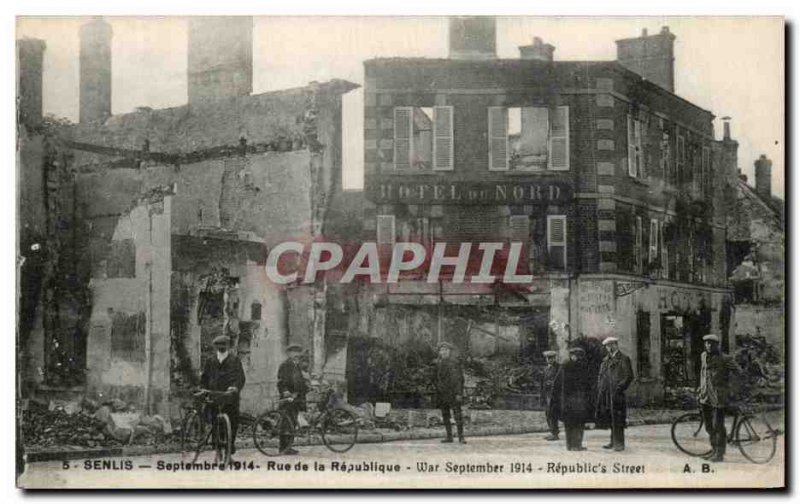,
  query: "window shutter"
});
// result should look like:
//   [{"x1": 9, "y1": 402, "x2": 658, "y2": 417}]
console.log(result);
[
  {"x1": 634, "y1": 118, "x2": 644, "y2": 177},
  {"x1": 548, "y1": 106, "x2": 569, "y2": 170},
  {"x1": 702, "y1": 146, "x2": 710, "y2": 193},
  {"x1": 376, "y1": 215, "x2": 396, "y2": 245},
  {"x1": 649, "y1": 219, "x2": 658, "y2": 264},
  {"x1": 393, "y1": 107, "x2": 412, "y2": 170},
  {"x1": 547, "y1": 215, "x2": 567, "y2": 271},
  {"x1": 433, "y1": 106, "x2": 454, "y2": 171},
  {"x1": 508, "y1": 215, "x2": 530, "y2": 243},
  {"x1": 660, "y1": 221, "x2": 668, "y2": 278},
  {"x1": 488, "y1": 107, "x2": 508, "y2": 170},
  {"x1": 635, "y1": 216, "x2": 643, "y2": 273},
  {"x1": 627, "y1": 114, "x2": 637, "y2": 177}
]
